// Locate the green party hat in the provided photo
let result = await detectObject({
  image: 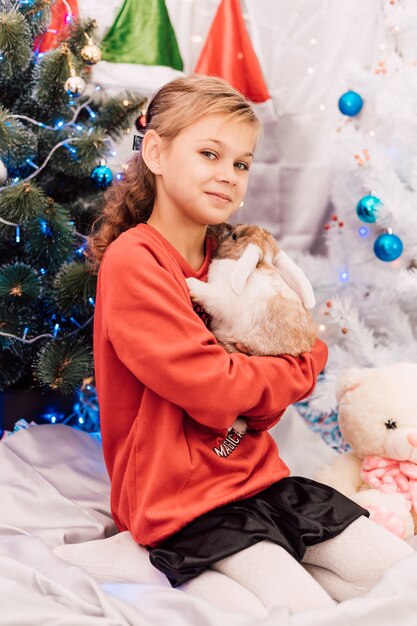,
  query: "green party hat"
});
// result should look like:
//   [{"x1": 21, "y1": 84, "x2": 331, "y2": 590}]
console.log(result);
[{"x1": 101, "y1": 0, "x2": 183, "y2": 70}]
